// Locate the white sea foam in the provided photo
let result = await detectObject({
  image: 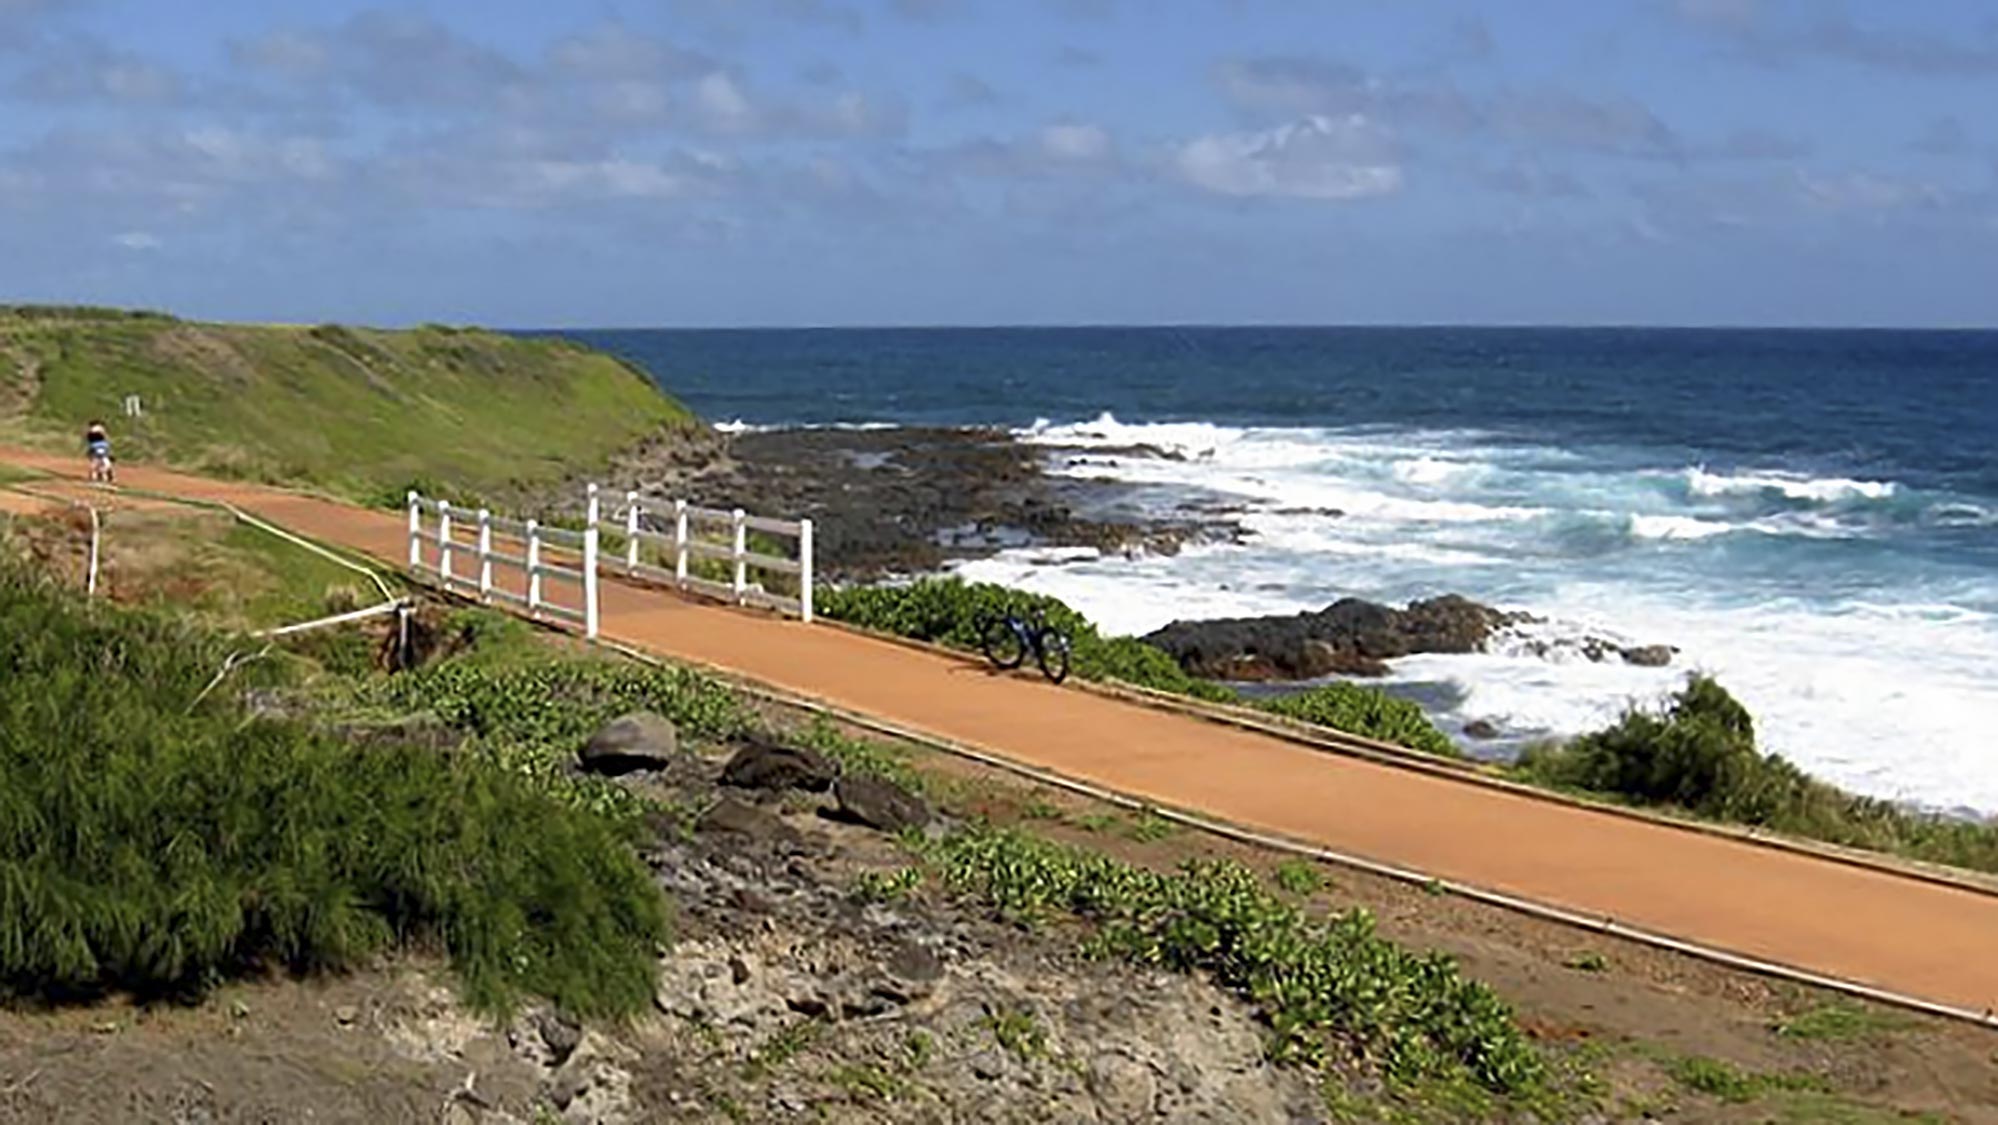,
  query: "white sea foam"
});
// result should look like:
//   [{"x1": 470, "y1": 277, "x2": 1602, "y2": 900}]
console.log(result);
[
  {"x1": 713, "y1": 419, "x2": 901, "y2": 434},
  {"x1": 1683, "y1": 466, "x2": 1899, "y2": 503},
  {"x1": 1930, "y1": 503, "x2": 1997, "y2": 527},
  {"x1": 1629, "y1": 514, "x2": 1734, "y2": 541}
]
